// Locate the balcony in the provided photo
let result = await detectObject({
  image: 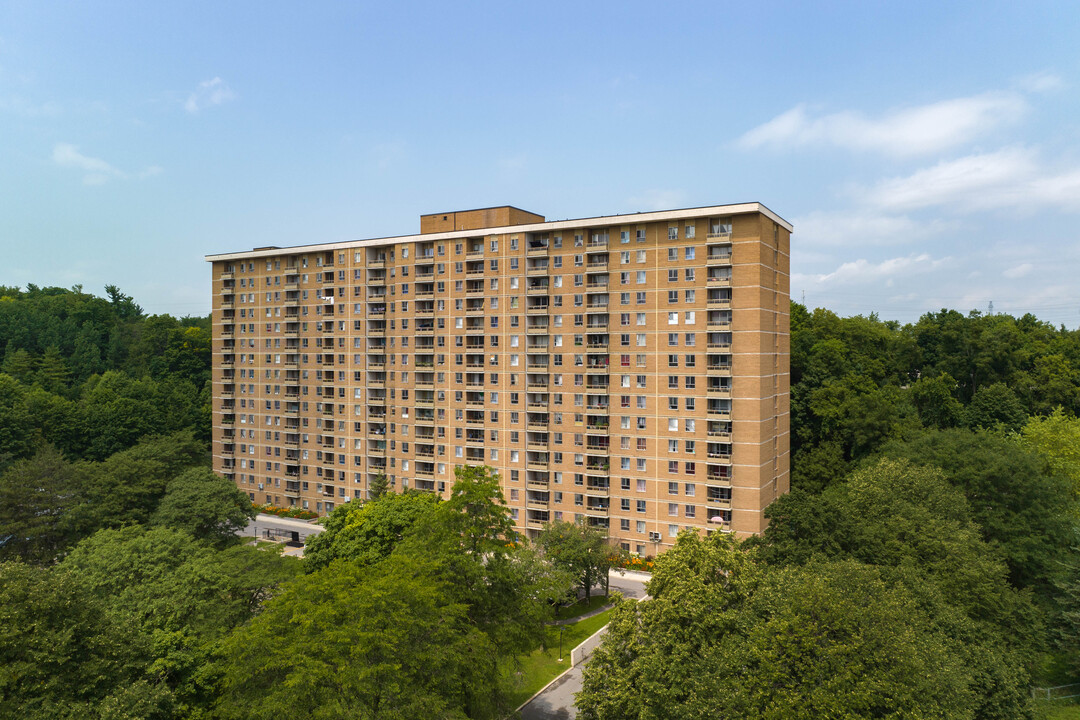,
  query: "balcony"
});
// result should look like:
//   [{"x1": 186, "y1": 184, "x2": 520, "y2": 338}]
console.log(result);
[
  {"x1": 707, "y1": 250, "x2": 733, "y2": 265},
  {"x1": 706, "y1": 225, "x2": 733, "y2": 242},
  {"x1": 707, "y1": 292, "x2": 732, "y2": 309}
]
